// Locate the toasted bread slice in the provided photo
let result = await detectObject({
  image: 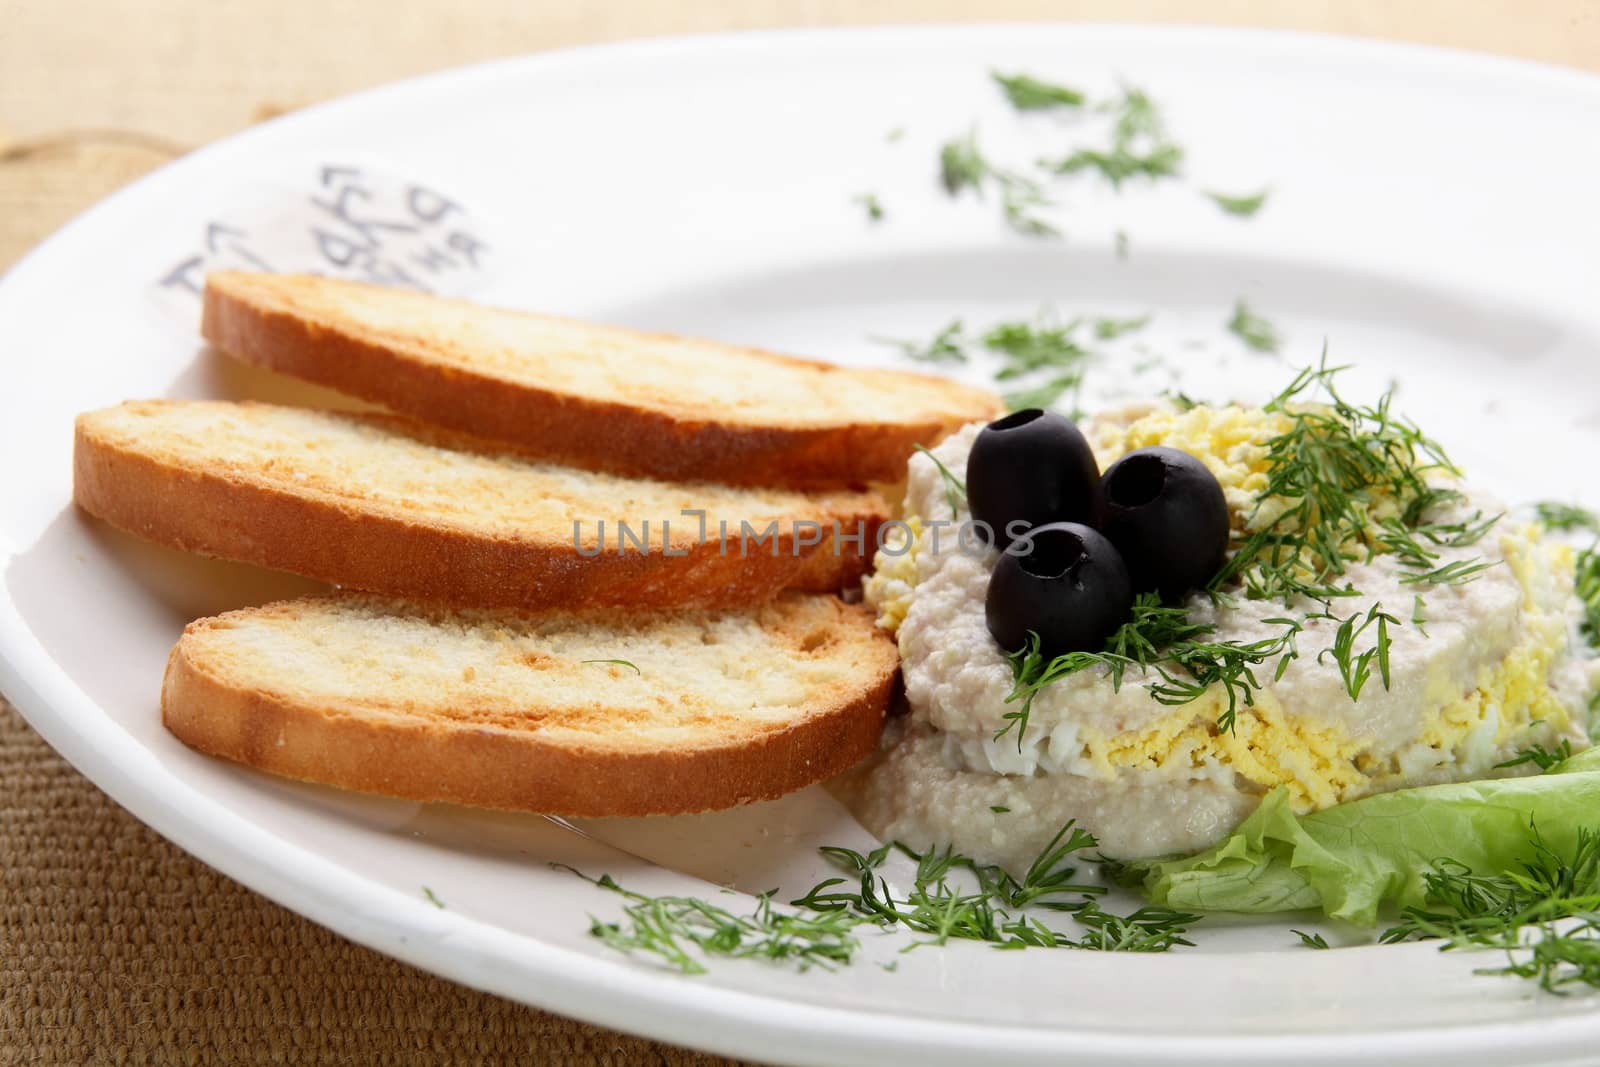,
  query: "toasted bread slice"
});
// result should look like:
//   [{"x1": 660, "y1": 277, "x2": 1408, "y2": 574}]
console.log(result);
[
  {"x1": 202, "y1": 271, "x2": 1002, "y2": 488},
  {"x1": 162, "y1": 592, "x2": 897, "y2": 815},
  {"x1": 75, "y1": 401, "x2": 885, "y2": 610}
]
